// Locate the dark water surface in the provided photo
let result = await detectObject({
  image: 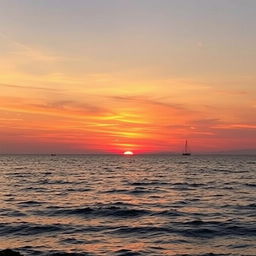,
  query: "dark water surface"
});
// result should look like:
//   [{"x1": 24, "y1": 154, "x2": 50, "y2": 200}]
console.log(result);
[{"x1": 0, "y1": 155, "x2": 255, "y2": 256}]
